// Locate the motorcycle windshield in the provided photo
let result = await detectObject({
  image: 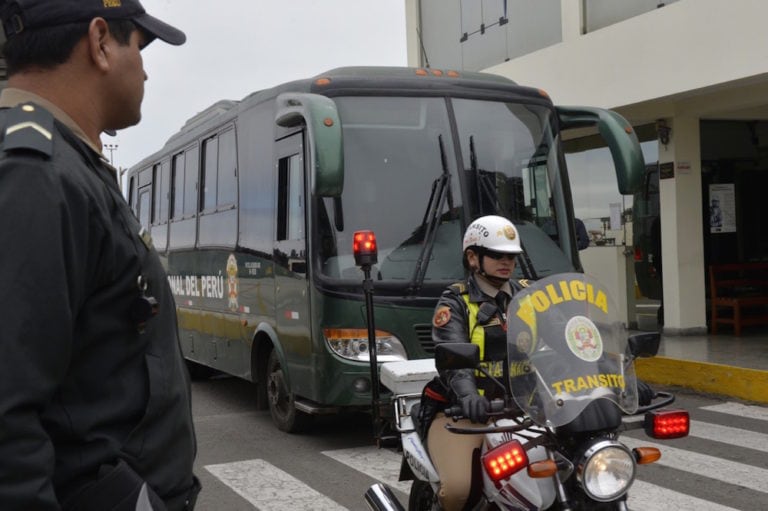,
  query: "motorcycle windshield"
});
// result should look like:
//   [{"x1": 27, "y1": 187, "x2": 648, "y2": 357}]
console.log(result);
[{"x1": 506, "y1": 273, "x2": 639, "y2": 427}]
